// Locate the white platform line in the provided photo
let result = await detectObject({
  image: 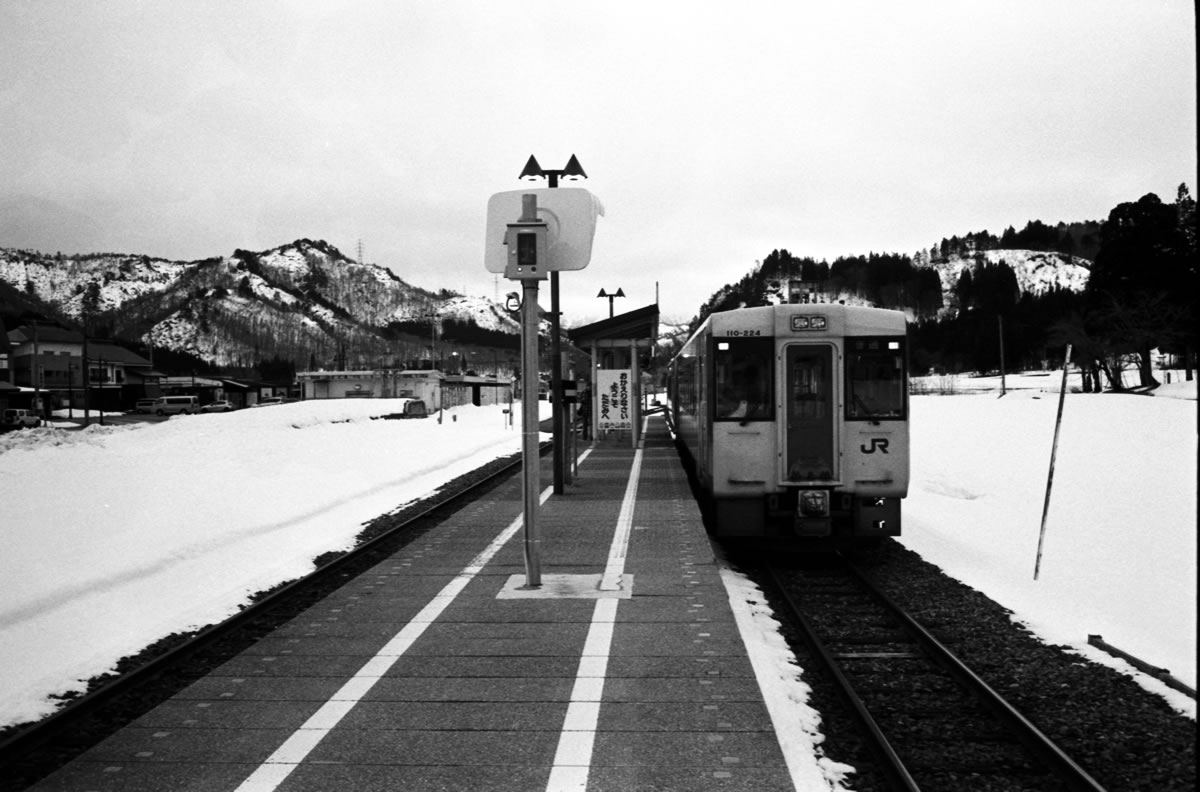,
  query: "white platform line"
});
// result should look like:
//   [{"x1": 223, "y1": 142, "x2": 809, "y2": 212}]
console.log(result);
[
  {"x1": 234, "y1": 485, "x2": 555, "y2": 792},
  {"x1": 600, "y1": 425, "x2": 646, "y2": 591},
  {"x1": 546, "y1": 419, "x2": 647, "y2": 792}
]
